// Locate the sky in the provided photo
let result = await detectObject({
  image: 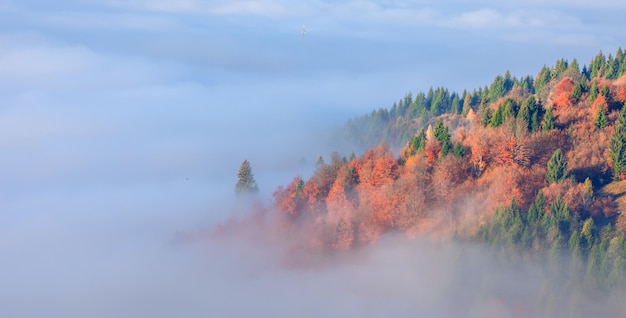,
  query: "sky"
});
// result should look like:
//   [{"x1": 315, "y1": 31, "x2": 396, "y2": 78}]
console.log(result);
[{"x1": 1, "y1": 1, "x2": 626, "y2": 317}]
